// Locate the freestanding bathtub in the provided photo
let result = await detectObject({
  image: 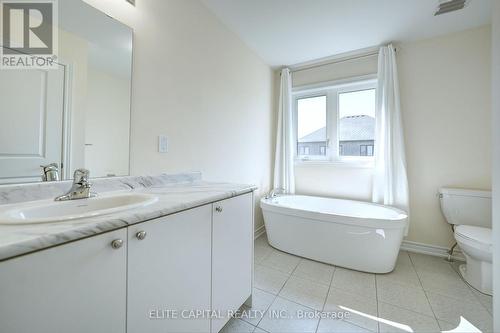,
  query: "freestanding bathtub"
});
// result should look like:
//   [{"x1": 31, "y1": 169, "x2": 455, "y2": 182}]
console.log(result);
[{"x1": 261, "y1": 195, "x2": 408, "y2": 273}]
